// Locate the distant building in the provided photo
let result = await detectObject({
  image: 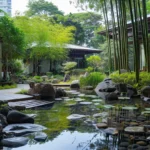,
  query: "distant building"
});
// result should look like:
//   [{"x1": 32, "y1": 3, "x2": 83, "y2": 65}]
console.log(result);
[{"x1": 0, "y1": 0, "x2": 11, "y2": 16}]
